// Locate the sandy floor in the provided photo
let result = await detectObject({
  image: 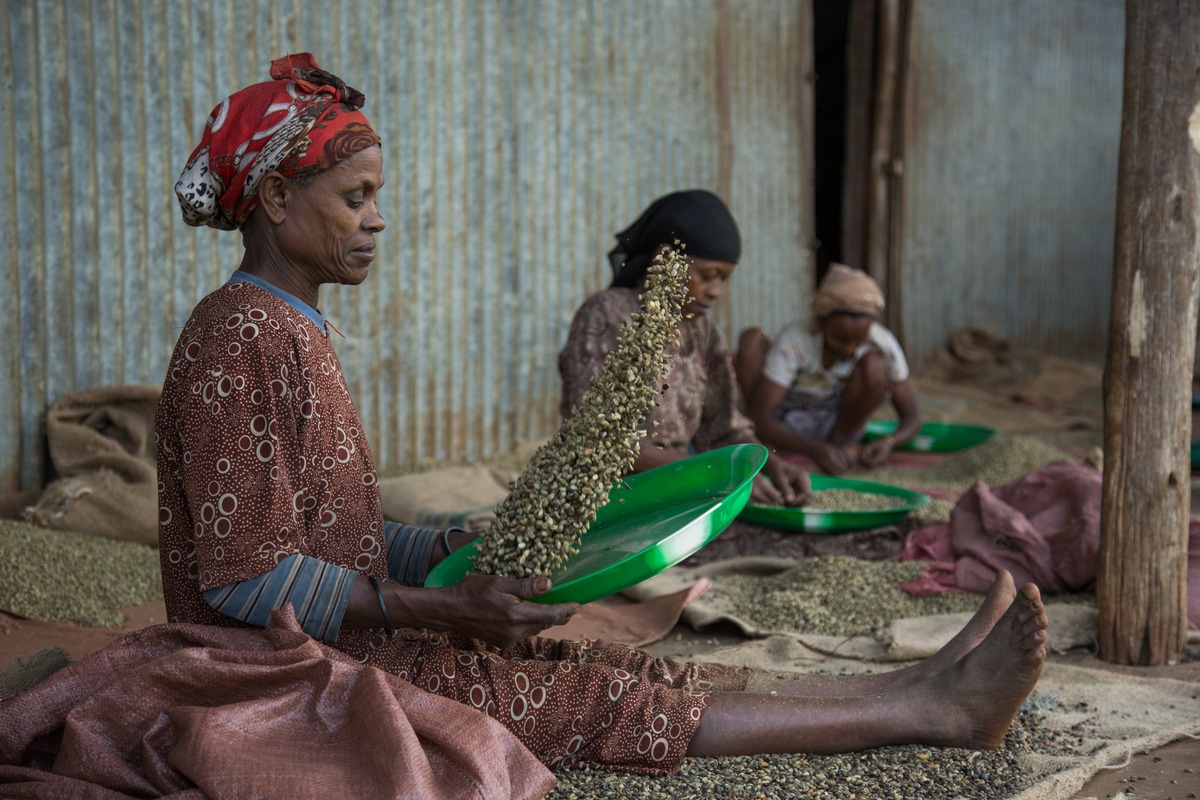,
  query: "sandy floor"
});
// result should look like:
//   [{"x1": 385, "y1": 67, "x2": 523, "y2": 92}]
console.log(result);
[{"x1": 3, "y1": 599, "x2": 1197, "y2": 799}]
